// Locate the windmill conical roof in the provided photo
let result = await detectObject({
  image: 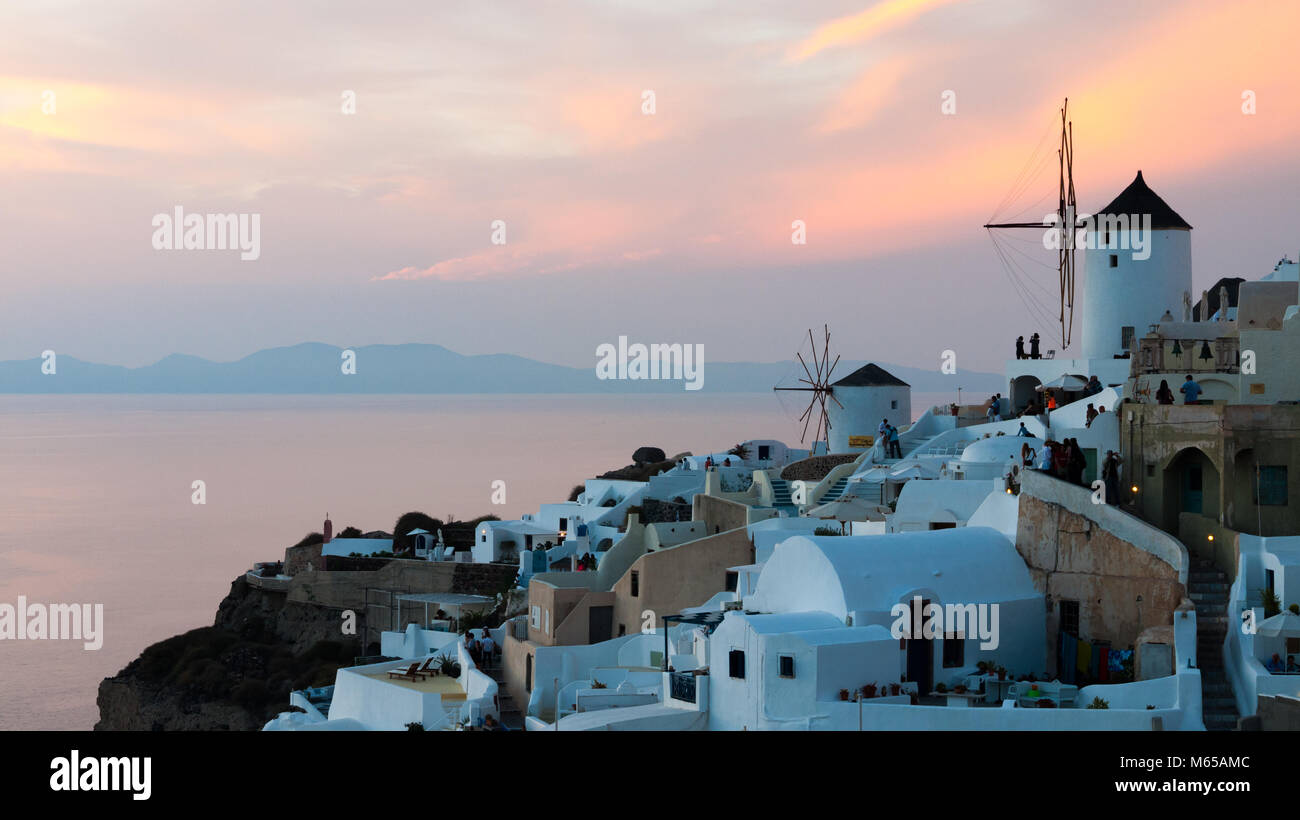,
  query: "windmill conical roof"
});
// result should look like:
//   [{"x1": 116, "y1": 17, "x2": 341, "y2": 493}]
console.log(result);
[
  {"x1": 832, "y1": 363, "x2": 909, "y2": 388},
  {"x1": 1094, "y1": 171, "x2": 1192, "y2": 230}
]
